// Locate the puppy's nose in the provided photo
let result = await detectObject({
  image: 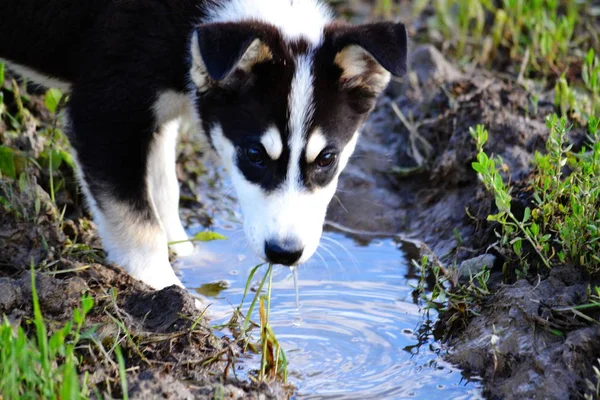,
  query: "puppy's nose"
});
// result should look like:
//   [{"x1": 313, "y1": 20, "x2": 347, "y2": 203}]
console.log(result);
[{"x1": 264, "y1": 240, "x2": 303, "y2": 266}]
